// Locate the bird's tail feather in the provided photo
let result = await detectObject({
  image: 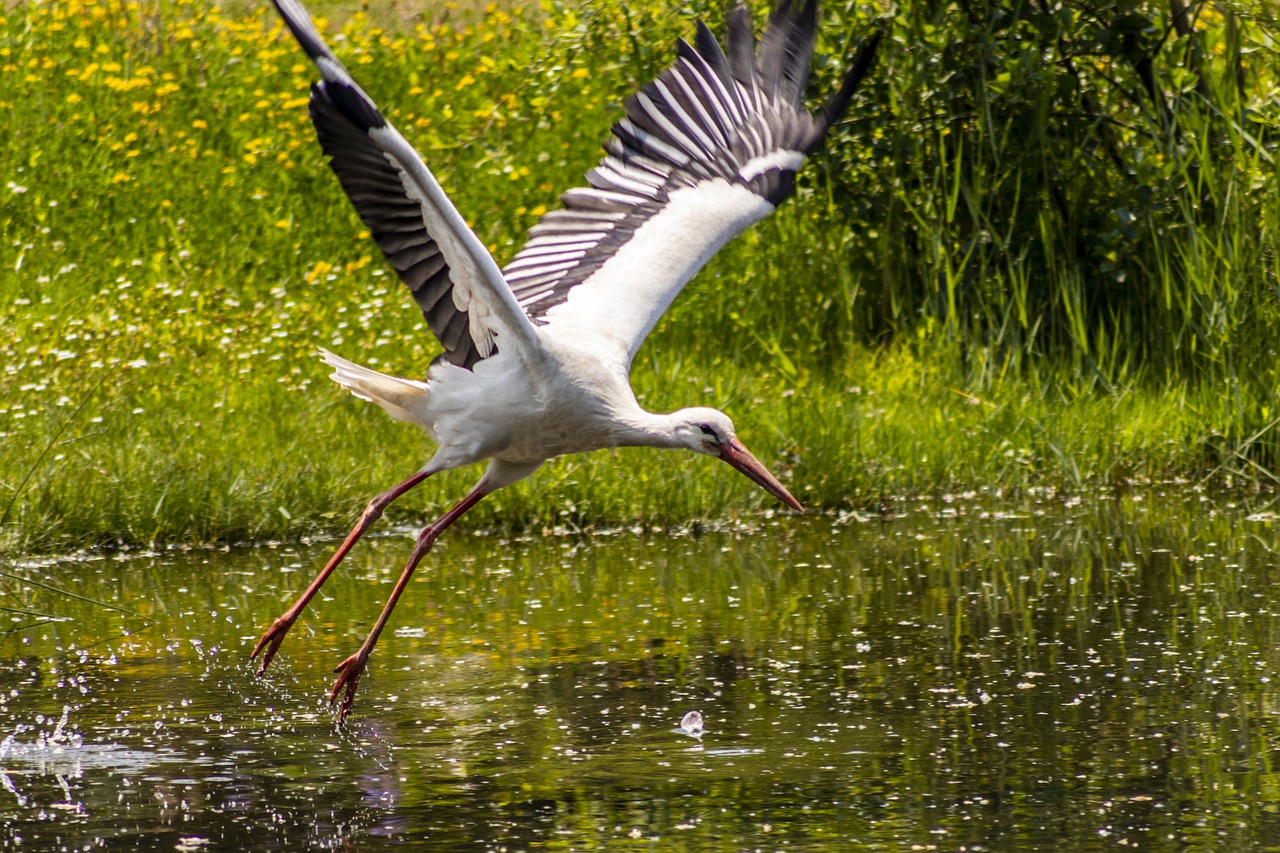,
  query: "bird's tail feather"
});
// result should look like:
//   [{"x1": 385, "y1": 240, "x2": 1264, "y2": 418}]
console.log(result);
[{"x1": 319, "y1": 348, "x2": 434, "y2": 431}]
